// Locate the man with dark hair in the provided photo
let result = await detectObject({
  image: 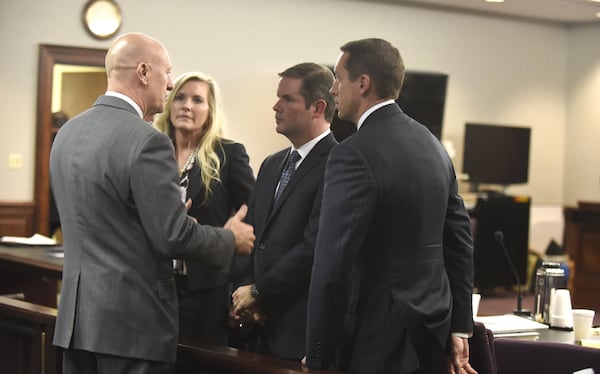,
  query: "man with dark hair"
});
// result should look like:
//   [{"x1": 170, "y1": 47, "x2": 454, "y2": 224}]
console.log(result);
[
  {"x1": 232, "y1": 62, "x2": 337, "y2": 360},
  {"x1": 305, "y1": 38, "x2": 477, "y2": 374}
]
